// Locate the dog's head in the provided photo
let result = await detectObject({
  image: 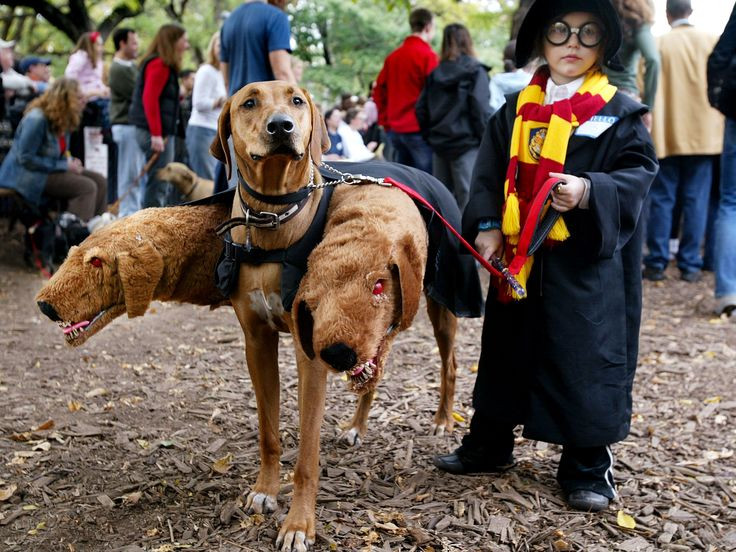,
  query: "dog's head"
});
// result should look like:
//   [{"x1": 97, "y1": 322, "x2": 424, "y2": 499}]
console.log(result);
[
  {"x1": 156, "y1": 162, "x2": 196, "y2": 195},
  {"x1": 35, "y1": 211, "x2": 175, "y2": 347},
  {"x1": 210, "y1": 81, "x2": 329, "y2": 183},
  {"x1": 293, "y1": 229, "x2": 424, "y2": 395}
]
